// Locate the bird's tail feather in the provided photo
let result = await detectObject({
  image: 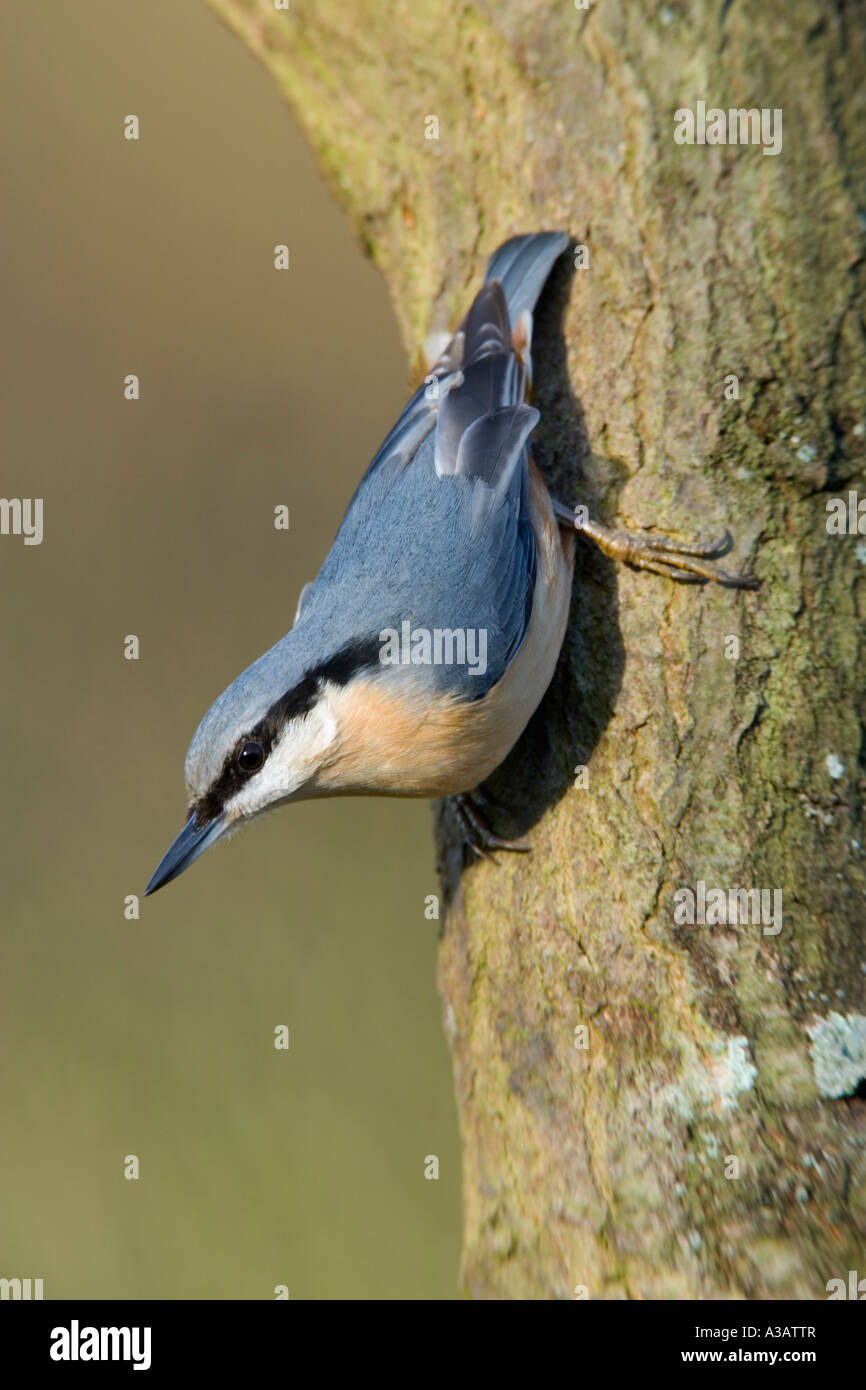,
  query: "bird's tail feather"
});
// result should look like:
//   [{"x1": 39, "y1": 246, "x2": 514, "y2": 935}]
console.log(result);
[{"x1": 483, "y1": 232, "x2": 570, "y2": 329}]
